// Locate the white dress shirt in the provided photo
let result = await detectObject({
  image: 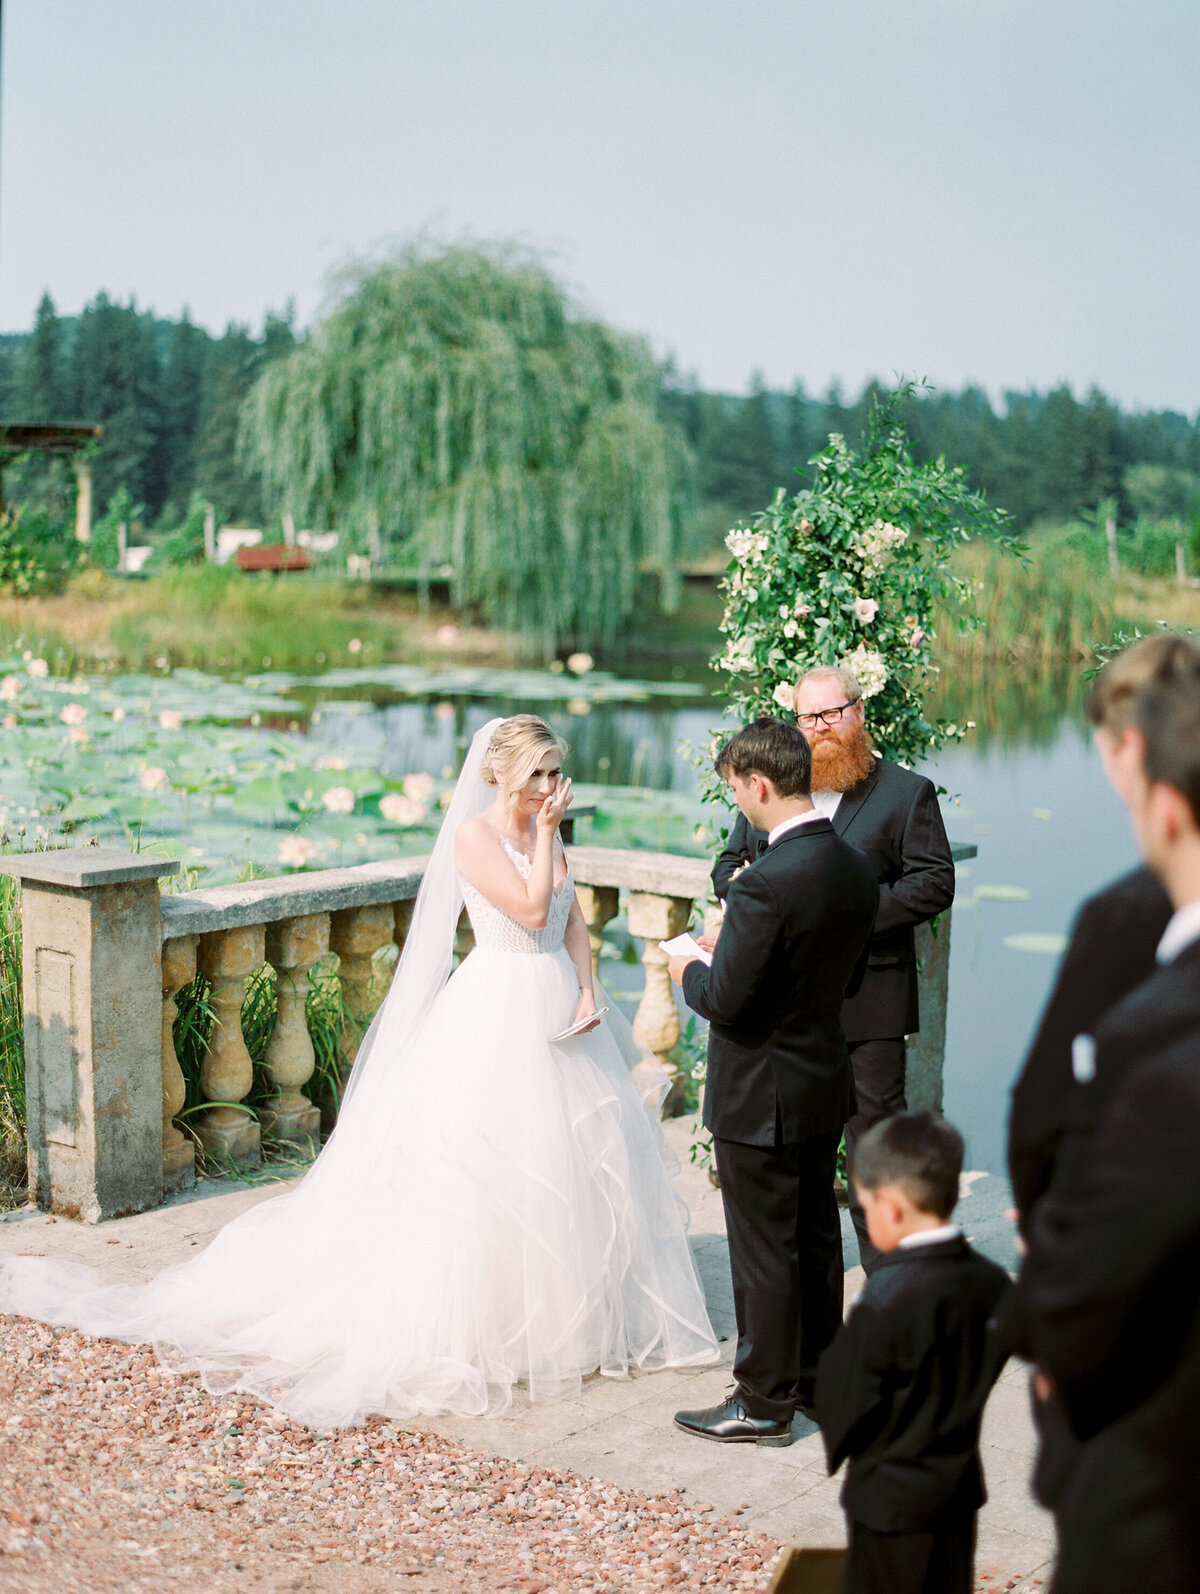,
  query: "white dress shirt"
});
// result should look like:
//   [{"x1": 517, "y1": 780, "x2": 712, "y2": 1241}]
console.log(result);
[
  {"x1": 896, "y1": 1222, "x2": 963, "y2": 1250},
  {"x1": 1156, "y1": 896, "x2": 1200, "y2": 964},
  {"x1": 767, "y1": 809, "x2": 828, "y2": 846},
  {"x1": 810, "y1": 788, "x2": 844, "y2": 823}
]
